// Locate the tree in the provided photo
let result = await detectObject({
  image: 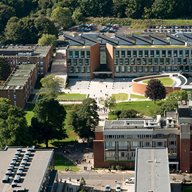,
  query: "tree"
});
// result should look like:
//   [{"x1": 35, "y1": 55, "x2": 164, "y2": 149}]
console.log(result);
[
  {"x1": 4, "y1": 17, "x2": 24, "y2": 44},
  {"x1": 104, "y1": 96, "x2": 116, "y2": 112},
  {"x1": 145, "y1": 79, "x2": 166, "y2": 102},
  {"x1": 0, "y1": 58, "x2": 11, "y2": 81},
  {"x1": 38, "y1": 34, "x2": 57, "y2": 46},
  {"x1": 0, "y1": 98, "x2": 32, "y2": 148},
  {"x1": 157, "y1": 90, "x2": 189, "y2": 115},
  {"x1": 119, "y1": 109, "x2": 142, "y2": 118},
  {"x1": 0, "y1": 3, "x2": 15, "y2": 34},
  {"x1": 72, "y1": 8, "x2": 84, "y2": 24},
  {"x1": 39, "y1": 74, "x2": 63, "y2": 98},
  {"x1": 51, "y1": 7, "x2": 73, "y2": 29},
  {"x1": 71, "y1": 98, "x2": 99, "y2": 139},
  {"x1": 34, "y1": 16, "x2": 58, "y2": 37},
  {"x1": 31, "y1": 97, "x2": 67, "y2": 148}
]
